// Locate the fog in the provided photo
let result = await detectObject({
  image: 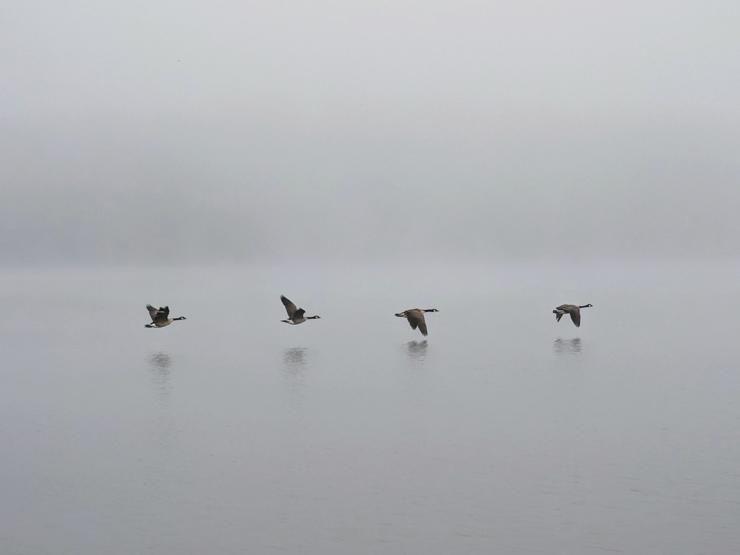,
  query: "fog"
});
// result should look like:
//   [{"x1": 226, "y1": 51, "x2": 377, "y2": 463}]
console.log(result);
[
  {"x1": 2, "y1": 0, "x2": 739, "y2": 265},
  {"x1": 4, "y1": 5, "x2": 740, "y2": 553}
]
